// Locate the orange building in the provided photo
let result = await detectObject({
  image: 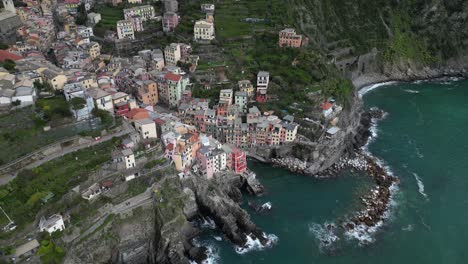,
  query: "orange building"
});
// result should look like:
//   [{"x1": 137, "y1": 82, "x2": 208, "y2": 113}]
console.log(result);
[{"x1": 138, "y1": 80, "x2": 158, "y2": 105}]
